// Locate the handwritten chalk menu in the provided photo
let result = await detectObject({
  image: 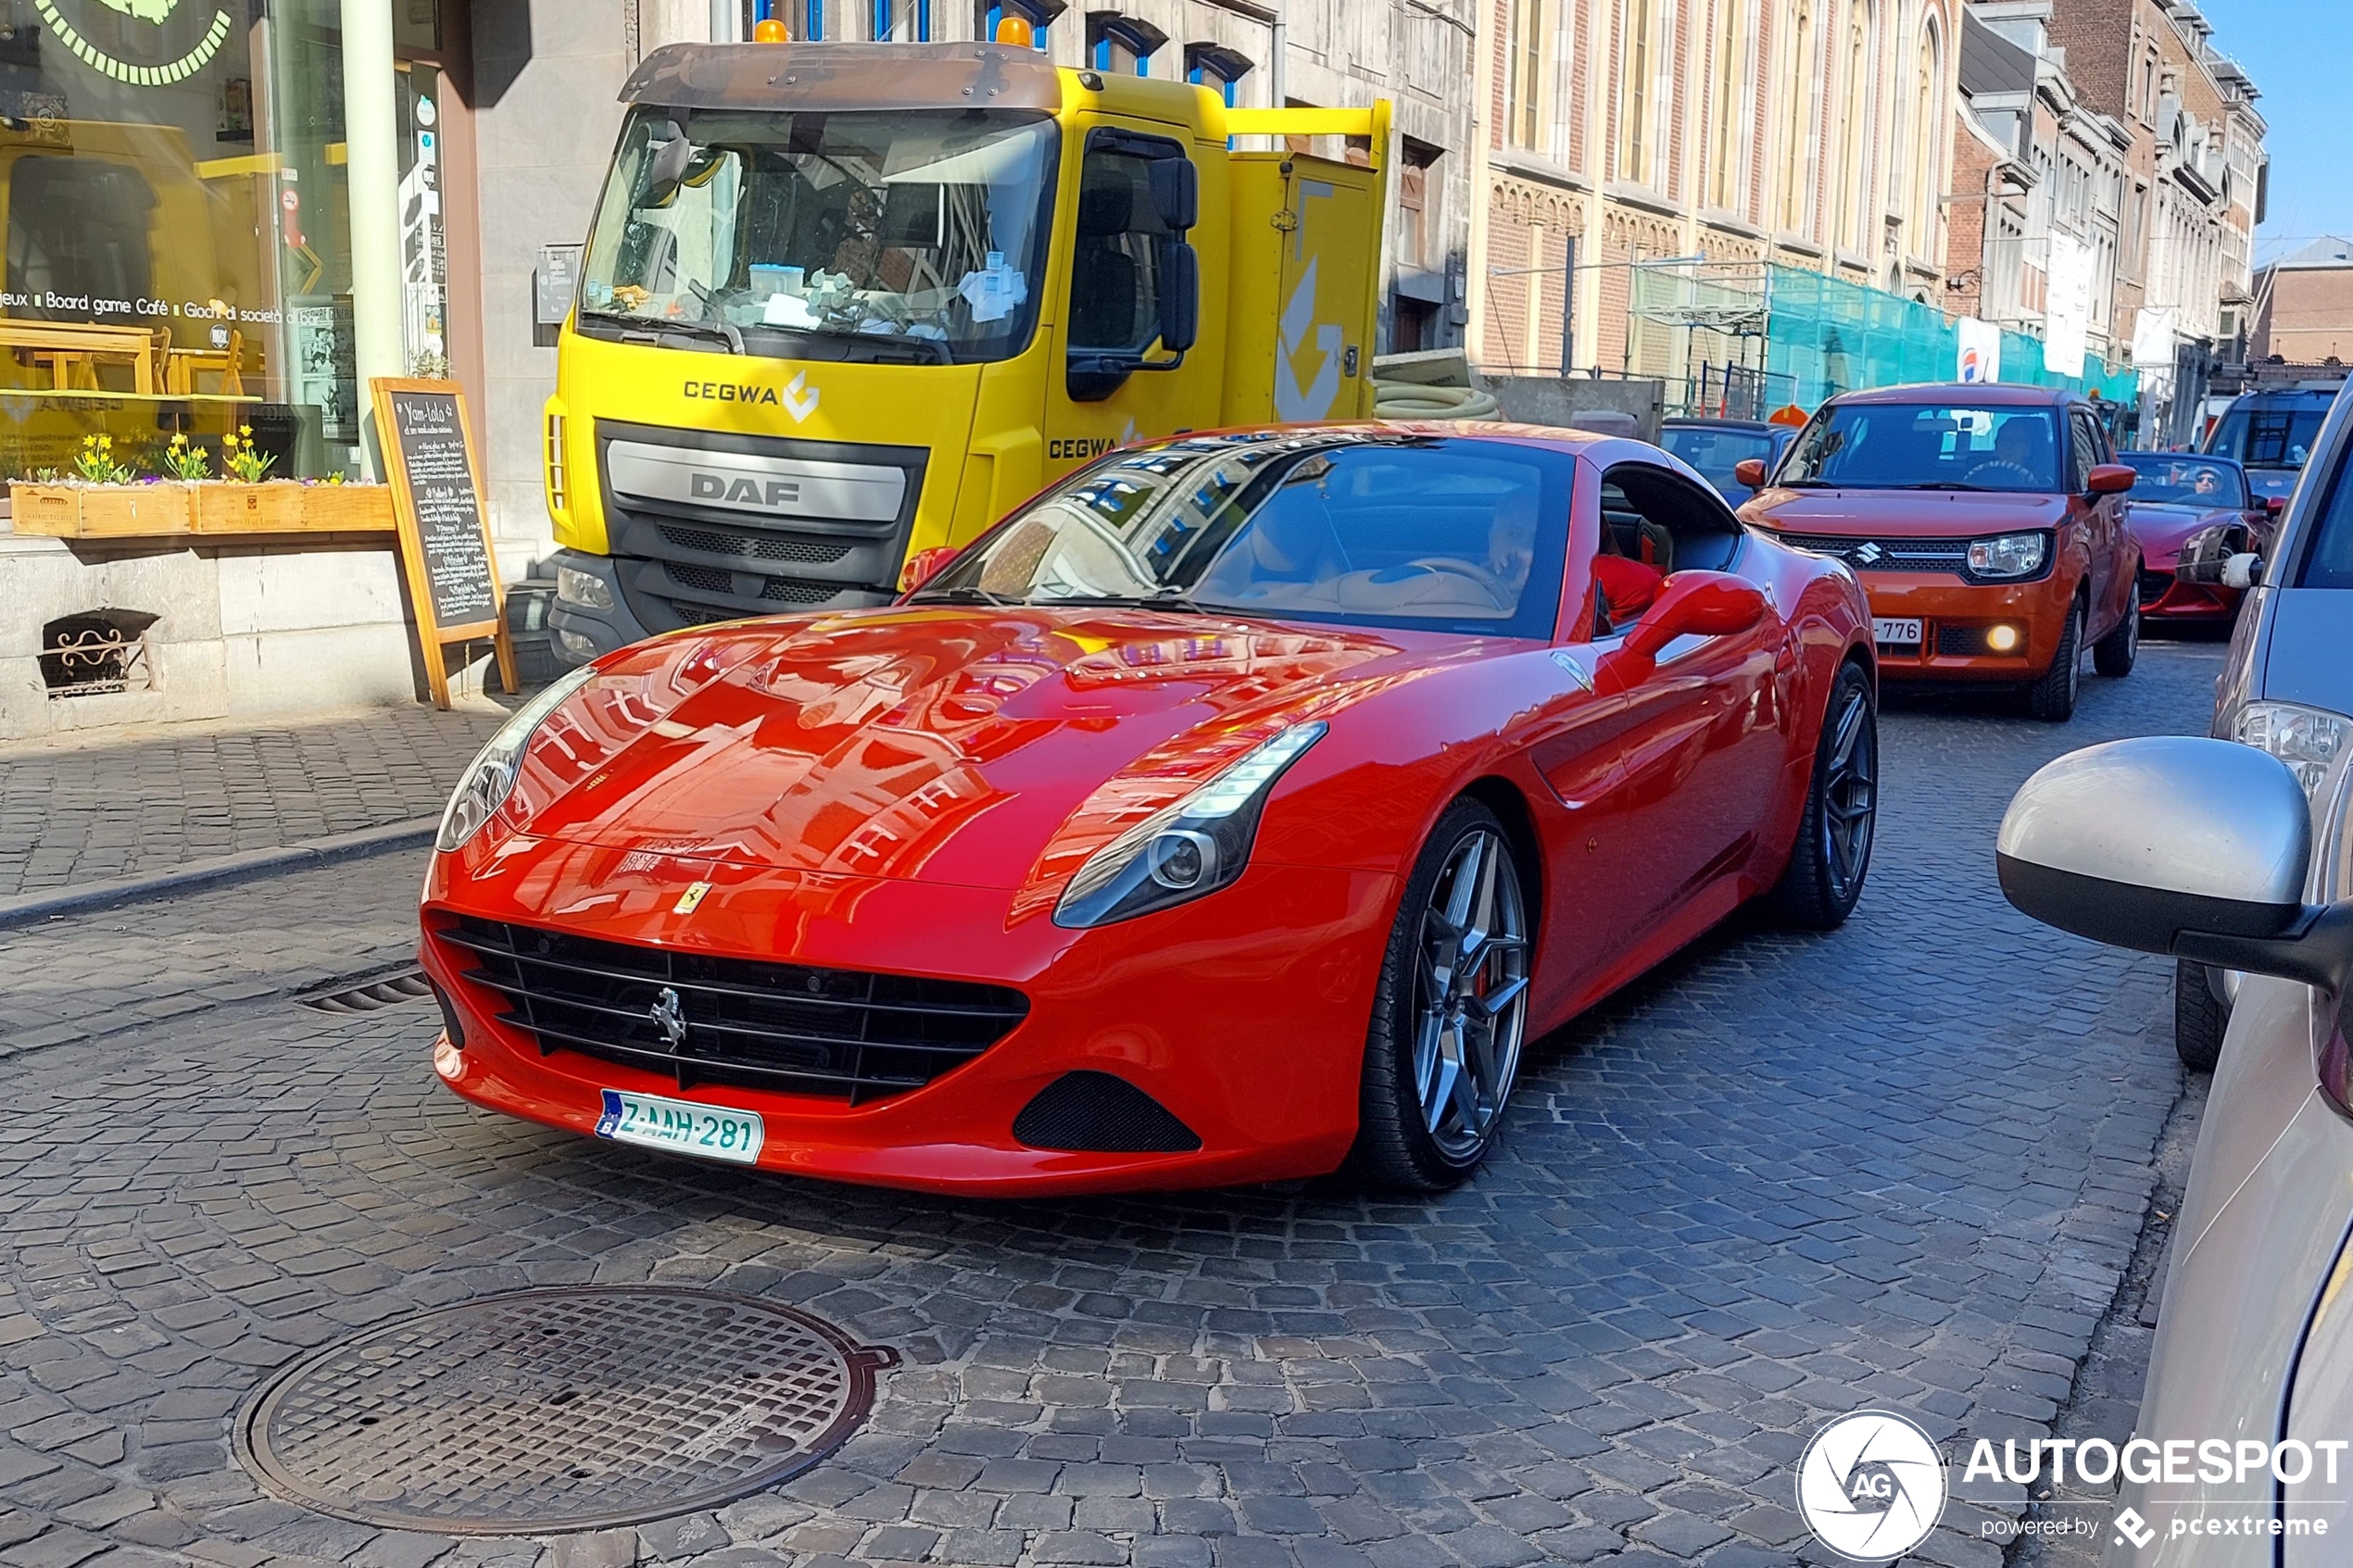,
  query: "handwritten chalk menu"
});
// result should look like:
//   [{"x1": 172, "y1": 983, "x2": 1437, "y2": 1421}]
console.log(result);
[{"x1": 370, "y1": 379, "x2": 517, "y2": 709}]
